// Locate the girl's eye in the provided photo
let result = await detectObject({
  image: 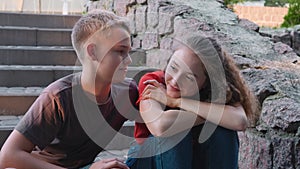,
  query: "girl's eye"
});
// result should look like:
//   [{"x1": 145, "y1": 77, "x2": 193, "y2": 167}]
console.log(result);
[
  {"x1": 170, "y1": 65, "x2": 176, "y2": 70},
  {"x1": 186, "y1": 75, "x2": 195, "y2": 81}
]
